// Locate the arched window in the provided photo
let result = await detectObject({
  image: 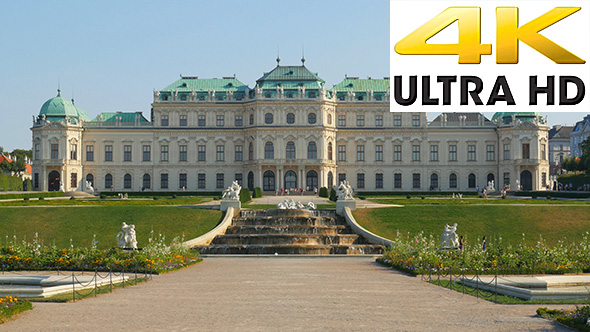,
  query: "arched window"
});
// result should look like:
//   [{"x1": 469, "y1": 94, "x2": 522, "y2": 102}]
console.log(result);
[
  {"x1": 306, "y1": 170, "x2": 318, "y2": 190},
  {"x1": 468, "y1": 173, "x2": 476, "y2": 188},
  {"x1": 105, "y1": 173, "x2": 113, "y2": 189},
  {"x1": 247, "y1": 171, "x2": 254, "y2": 191},
  {"x1": 286, "y1": 142, "x2": 296, "y2": 159},
  {"x1": 308, "y1": 142, "x2": 317, "y2": 159},
  {"x1": 86, "y1": 174, "x2": 94, "y2": 187},
  {"x1": 143, "y1": 174, "x2": 151, "y2": 189},
  {"x1": 265, "y1": 92, "x2": 272, "y2": 98},
  {"x1": 430, "y1": 173, "x2": 438, "y2": 189},
  {"x1": 284, "y1": 170, "x2": 297, "y2": 189},
  {"x1": 308, "y1": 113, "x2": 317, "y2": 124},
  {"x1": 487, "y1": 173, "x2": 495, "y2": 183},
  {"x1": 263, "y1": 170, "x2": 275, "y2": 191},
  {"x1": 249, "y1": 114, "x2": 254, "y2": 125},
  {"x1": 449, "y1": 173, "x2": 457, "y2": 188},
  {"x1": 328, "y1": 142, "x2": 333, "y2": 160},
  {"x1": 248, "y1": 142, "x2": 253, "y2": 160},
  {"x1": 287, "y1": 92, "x2": 293, "y2": 98},
  {"x1": 124, "y1": 174, "x2": 132, "y2": 189},
  {"x1": 265, "y1": 113, "x2": 273, "y2": 124},
  {"x1": 327, "y1": 171, "x2": 334, "y2": 188},
  {"x1": 327, "y1": 114, "x2": 332, "y2": 125},
  {"x1": 287, "y1": 113, "x2": 295, "y2": 124},
  {"x1": 265, "y1": 142, "x2": 274, "y2": 159}
]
